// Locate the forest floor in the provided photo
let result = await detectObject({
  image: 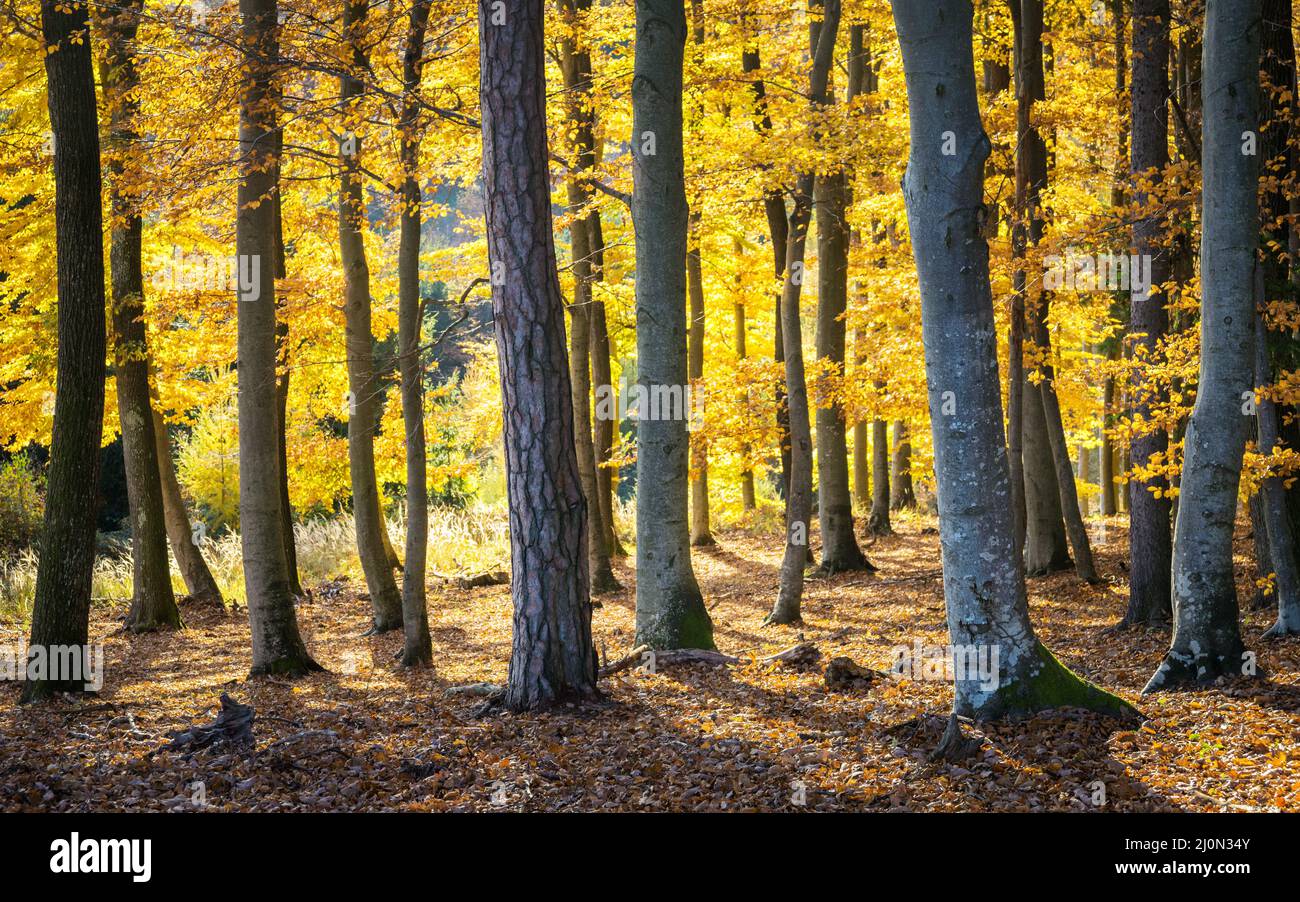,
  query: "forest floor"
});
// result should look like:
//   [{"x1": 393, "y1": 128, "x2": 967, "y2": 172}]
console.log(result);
[{"x1": 3, "y1": 513, "x2": 1299, "y2": 812}]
